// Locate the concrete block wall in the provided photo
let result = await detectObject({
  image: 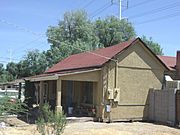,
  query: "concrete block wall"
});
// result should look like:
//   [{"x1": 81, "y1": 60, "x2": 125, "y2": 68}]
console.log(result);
[{"x1": 148, "y1": 89, "x2": 176, "y2": 125}]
